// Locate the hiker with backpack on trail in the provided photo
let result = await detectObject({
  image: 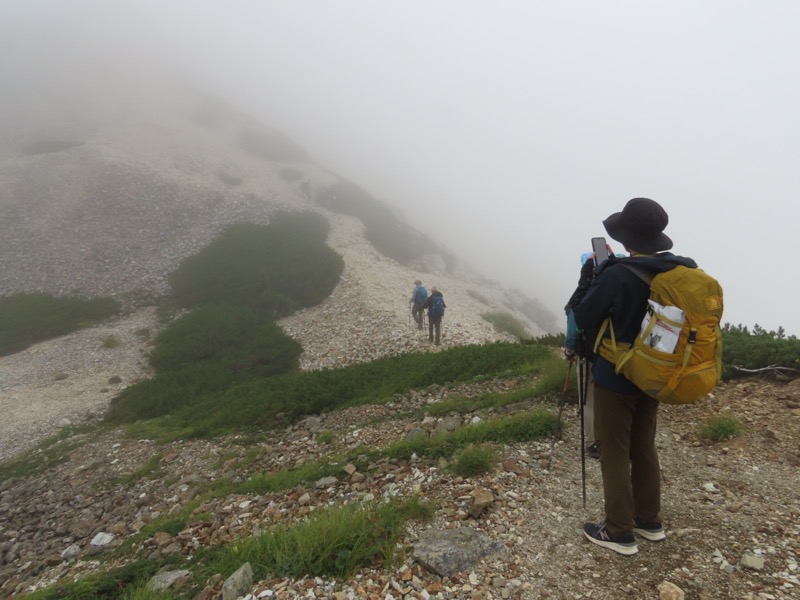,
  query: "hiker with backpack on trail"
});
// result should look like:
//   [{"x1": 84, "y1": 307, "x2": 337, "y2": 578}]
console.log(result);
[
  {"x1": 571, "y1": 197, "x2": 723, "y2": 556},
  {"x1": 422, "y1": 286, "x2": 446, "y2": 345},
  {"x1": 410, "y1": 279, "x2": 428, "y2": 330}
]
